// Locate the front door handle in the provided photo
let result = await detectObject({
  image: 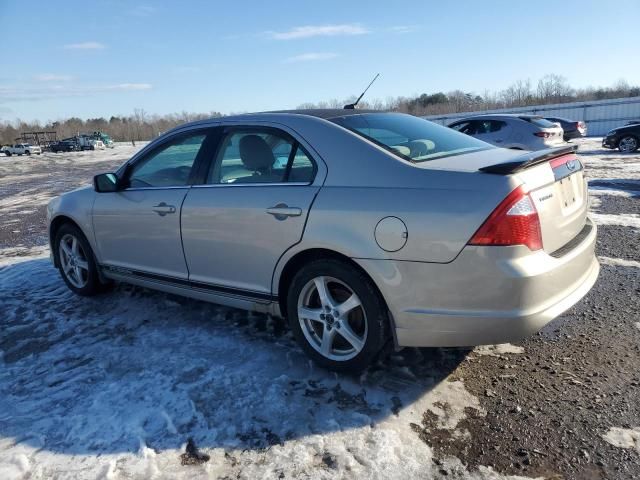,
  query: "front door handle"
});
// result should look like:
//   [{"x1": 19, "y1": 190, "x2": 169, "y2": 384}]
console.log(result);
[
  {"x1": 152, "y1": 202, "x2": 176, "y2": 216},
  {"x1": 266, "y1": 203, "x2": 302, "y2": 220}
]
